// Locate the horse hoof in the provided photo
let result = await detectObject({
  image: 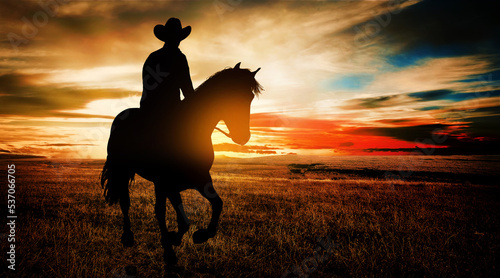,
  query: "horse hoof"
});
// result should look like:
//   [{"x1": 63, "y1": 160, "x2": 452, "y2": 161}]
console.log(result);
[
  {"x1": 121, "y1": 231, "x2": 135, "y2": 247},
  {"x1": 193, "y1": 229, "x2": 215, "y2": 244},
  {"x1": 163, "y1": 249, "x2": 178, "y2": 265}
]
